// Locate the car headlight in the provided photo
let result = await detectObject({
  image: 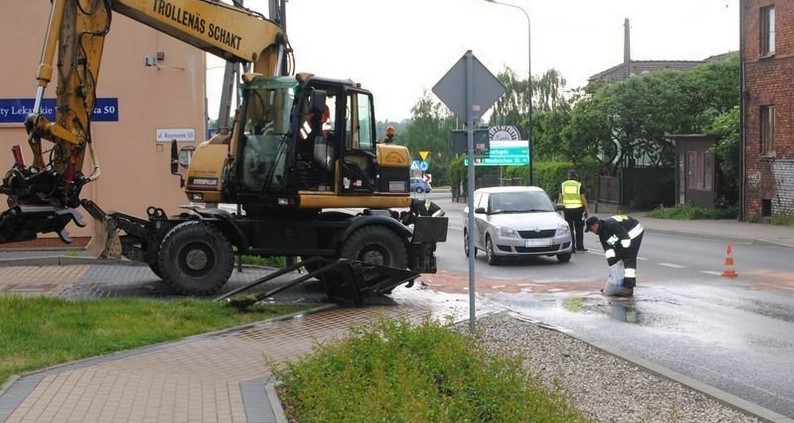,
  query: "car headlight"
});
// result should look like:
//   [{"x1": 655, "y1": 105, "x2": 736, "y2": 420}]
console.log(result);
[
  {"x1": 557, "y1": 223, "x2": 571, "y2": 235},
  {"x1": 497, "y1": 226, "x2": 519, "y2": 238}
]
